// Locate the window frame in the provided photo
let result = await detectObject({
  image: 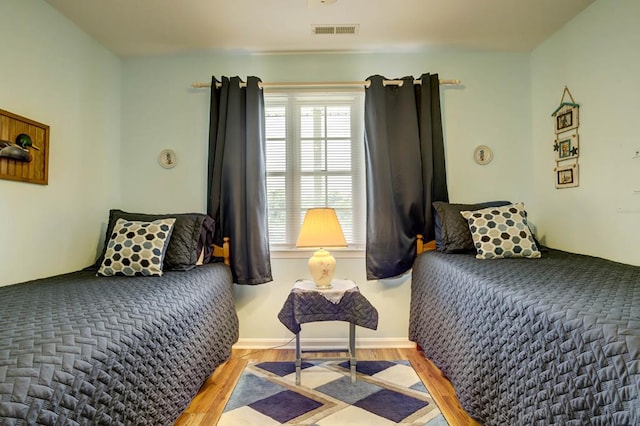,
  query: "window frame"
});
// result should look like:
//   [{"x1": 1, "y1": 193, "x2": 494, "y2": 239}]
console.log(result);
[{"x1": 264, "y1": 89, "x2": 365, "y2": 257}]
